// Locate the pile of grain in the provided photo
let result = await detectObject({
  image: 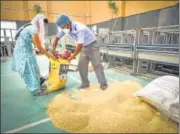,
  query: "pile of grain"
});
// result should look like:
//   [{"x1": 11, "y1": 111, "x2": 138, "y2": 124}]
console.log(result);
[{"x1": 47, "y1": 81, "x2": 178, "y2": 133}]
